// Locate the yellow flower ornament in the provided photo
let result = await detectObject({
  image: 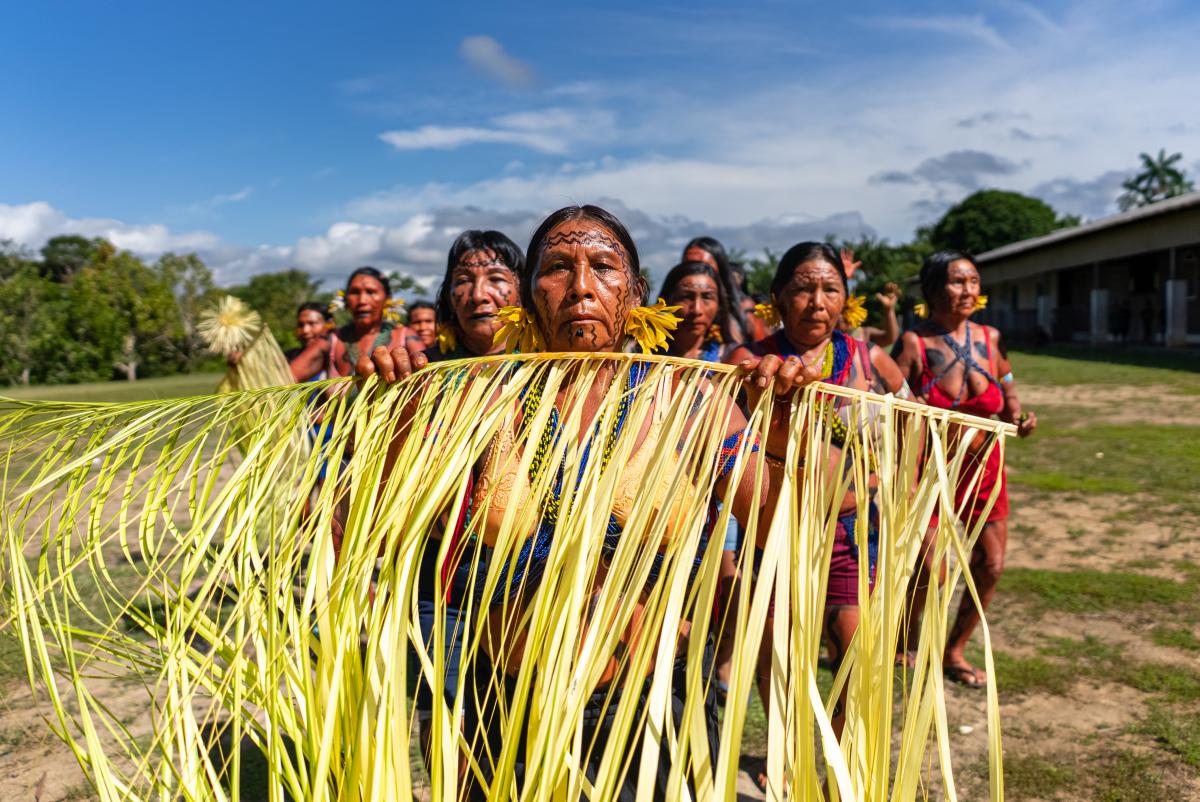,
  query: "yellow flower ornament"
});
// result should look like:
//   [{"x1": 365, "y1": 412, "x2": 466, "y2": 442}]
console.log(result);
[
  {"x1": 436, "y1": 324, "x2": 457, "y2": 355},
  {"x1": 843, "y1": 295, "x2": 868, "y2": 329},
  {"x1": 975, "y1": 294, "x2": 988, "y2": 312},
  {"x1": 625, "y1": 298, "x2": 682, "y2": 354},
  {"x1": 754, "y1": 303, "x2": 781, "y2": 328},
  {"x1": 914, "y1": 302, "x2": 928, "y2": 319},
  {"x1": 493, "y1": 306, "x2": 544, "y2": 354}
]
